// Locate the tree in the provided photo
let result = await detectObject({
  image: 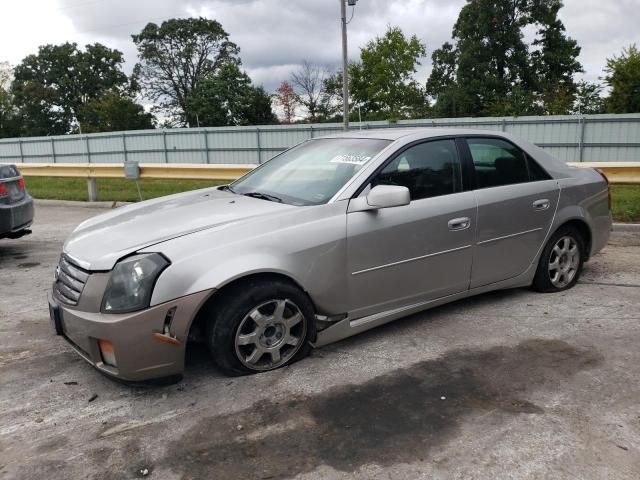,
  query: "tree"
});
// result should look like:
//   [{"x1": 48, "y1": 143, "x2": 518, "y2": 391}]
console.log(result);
[
  {"x1": 603, "y1": 44, "x2": 640, "y2": 113},
  {"x1": 132, "y1": 17, "x2": 240, "y2": 126},
  {"x1": 291, "y1": 60, "x2": 330, "y2": 122},
  {"x1": 349, "y1": 26, "x2": 427, "y2": 120},
  {"x1": 0, "y1": 62, "x2": 21, "y2": 138},
  {"x1": 273, "y1": 81, "x2": 297, "y2": 124},
  {"x1": 573, "y1": 81, "x2": 605, "y2": 114},
  {"x1": 530, "y1": 0, "x2": 583, "y2": 114},
  {"x1": 11, "y1": 42, "x2": 130, "y2": 135},
  {"x1": 427, "y1": 0, "x2": 582, "y2": 117},
  {"x1": 187, "y1": 63, "x2": 276, "y2": 127},
  {"x1": 79, "y1": 91, "x2": 155, "y2": 133}
]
